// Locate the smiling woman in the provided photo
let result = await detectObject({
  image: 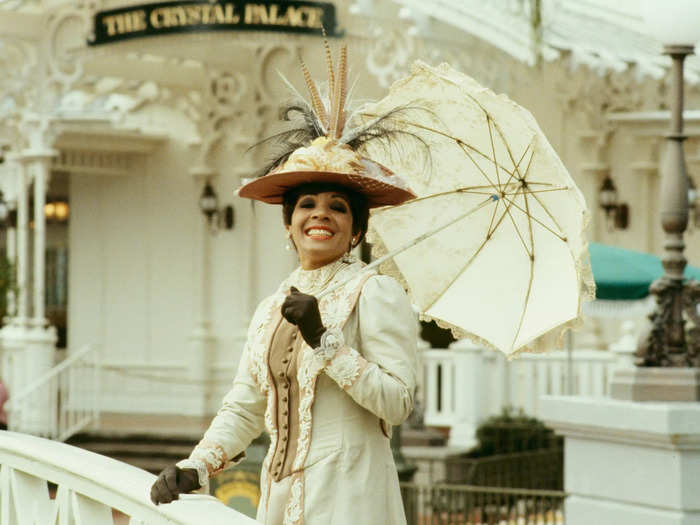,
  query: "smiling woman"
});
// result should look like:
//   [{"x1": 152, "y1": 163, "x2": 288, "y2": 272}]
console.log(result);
[
  {"x1": 150, "y1": 43, "x2": 421, "y2": 525},
  {"x1": 281, "y1": 183, "x2": 370, "y2": 270}
]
